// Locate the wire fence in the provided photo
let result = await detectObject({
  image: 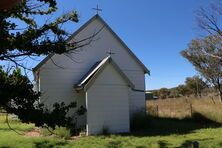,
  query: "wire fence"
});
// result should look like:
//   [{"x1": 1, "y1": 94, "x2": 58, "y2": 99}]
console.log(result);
[{"x1": 147, "y1": 102, "x2": 193, "y2": 119}]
